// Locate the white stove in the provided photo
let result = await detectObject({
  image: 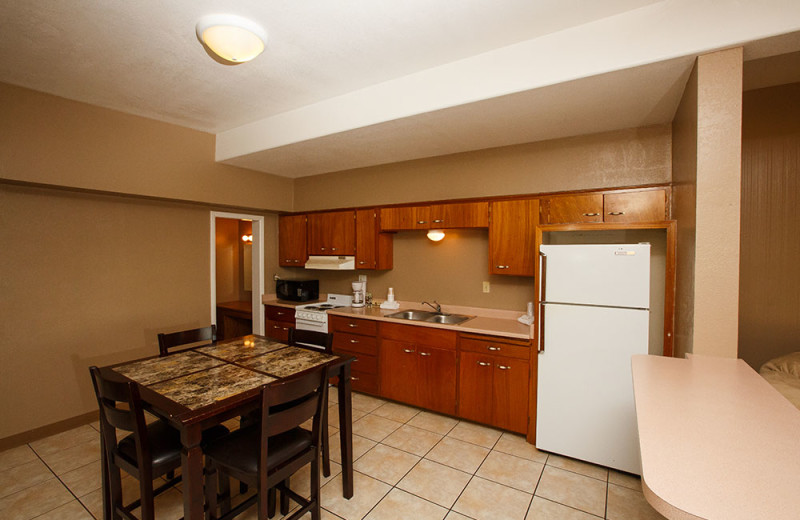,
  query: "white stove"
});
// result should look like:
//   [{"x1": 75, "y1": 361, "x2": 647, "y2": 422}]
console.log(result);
[{"x1": 294, "y1": 294, "x2": 353, "y2": 333}]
